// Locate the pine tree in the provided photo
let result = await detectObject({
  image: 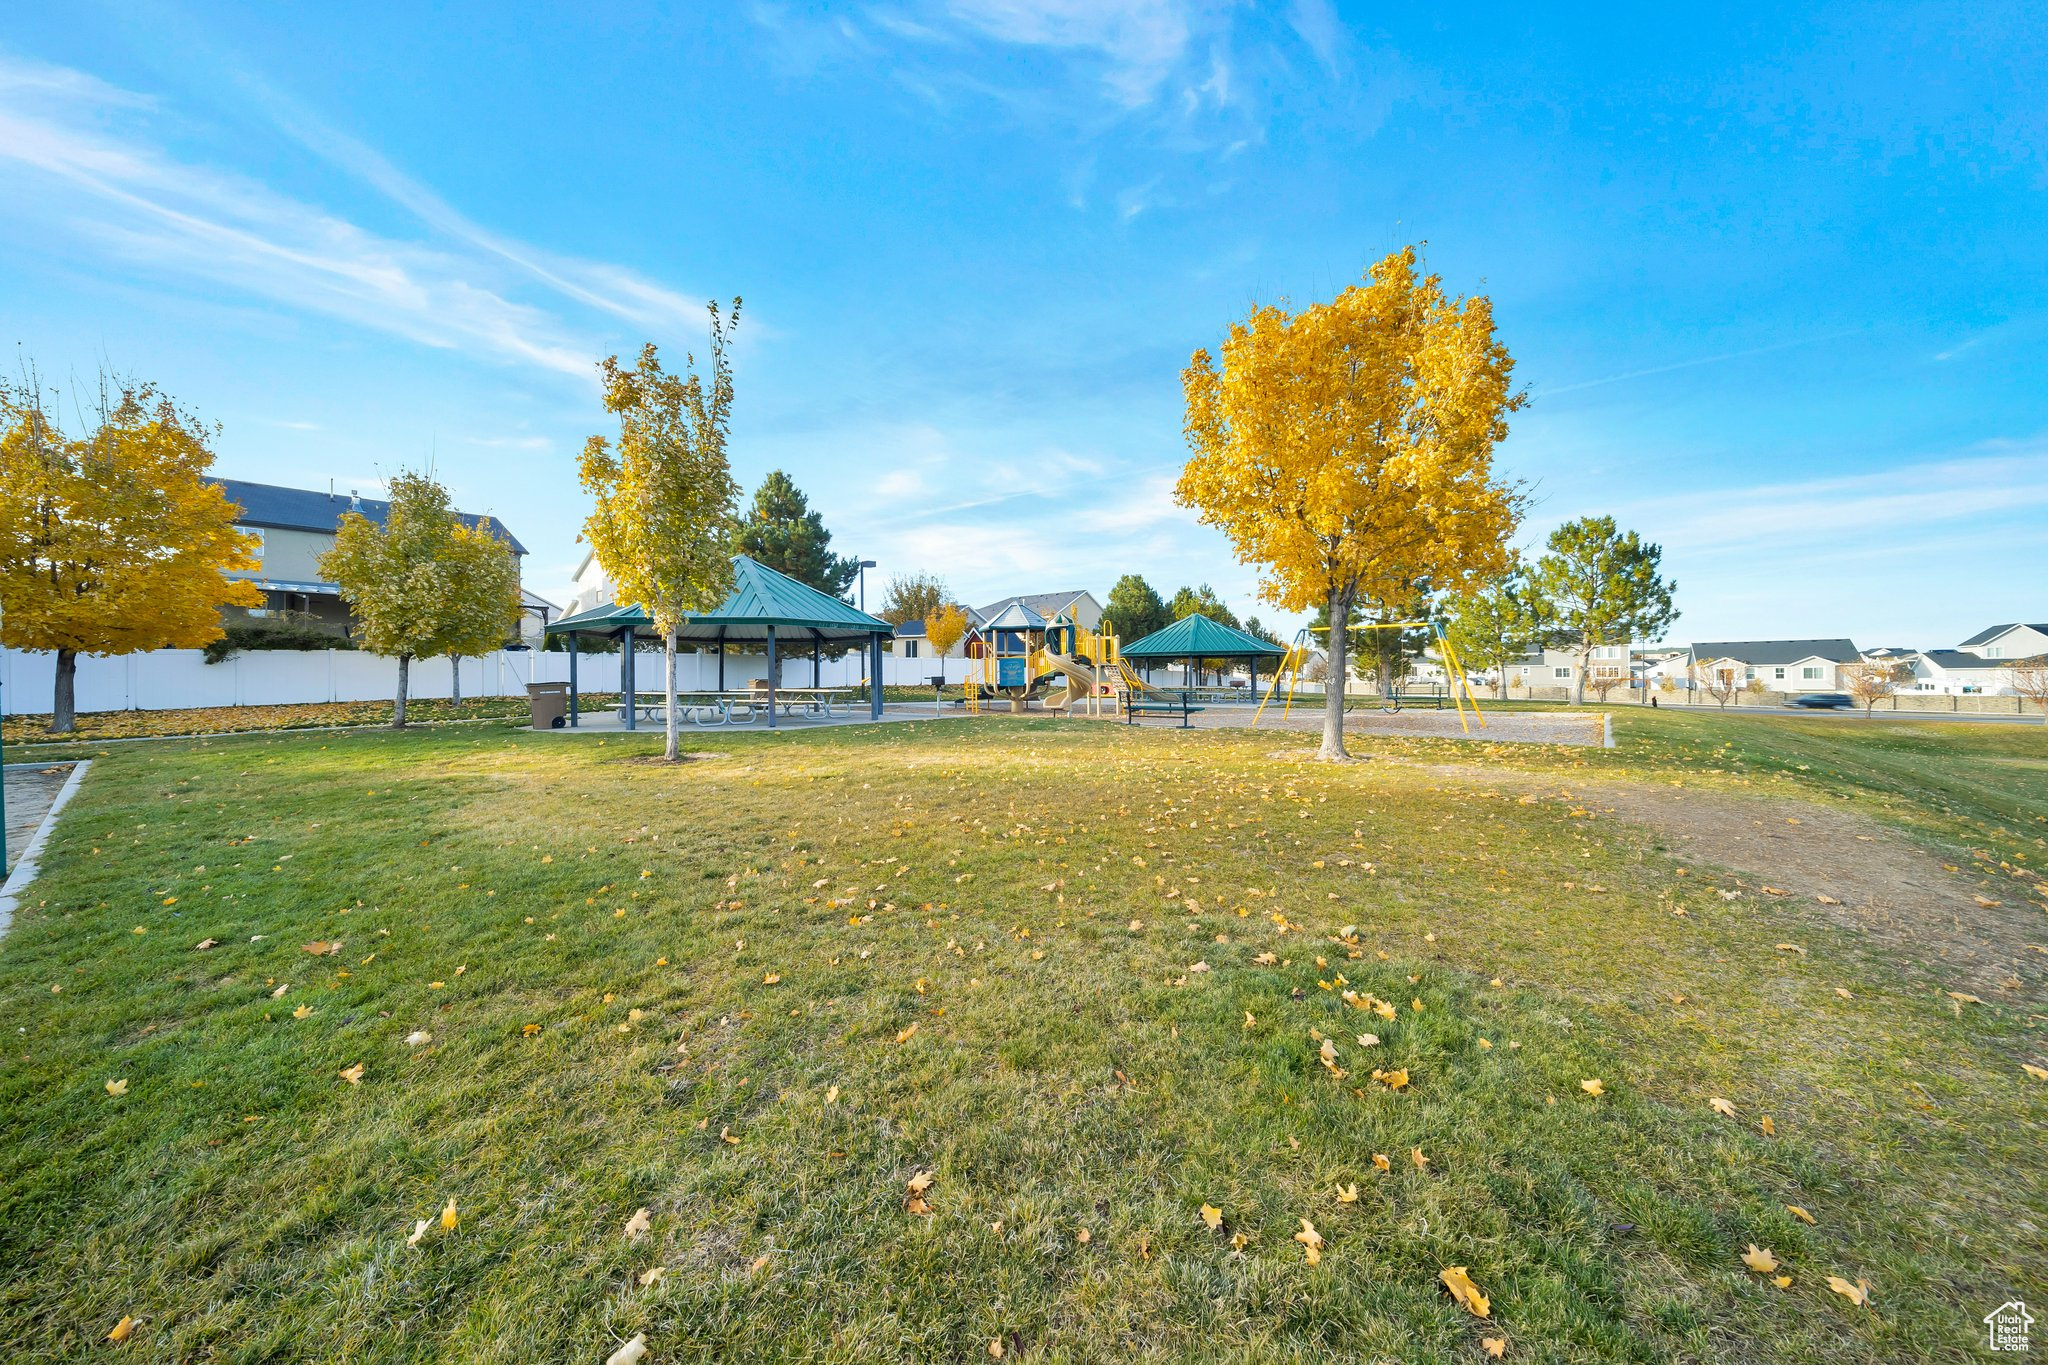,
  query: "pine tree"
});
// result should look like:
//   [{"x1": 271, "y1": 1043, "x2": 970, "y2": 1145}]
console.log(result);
[{"x1": 735, "y1": 470, "x2": 856, "y2": 597}]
